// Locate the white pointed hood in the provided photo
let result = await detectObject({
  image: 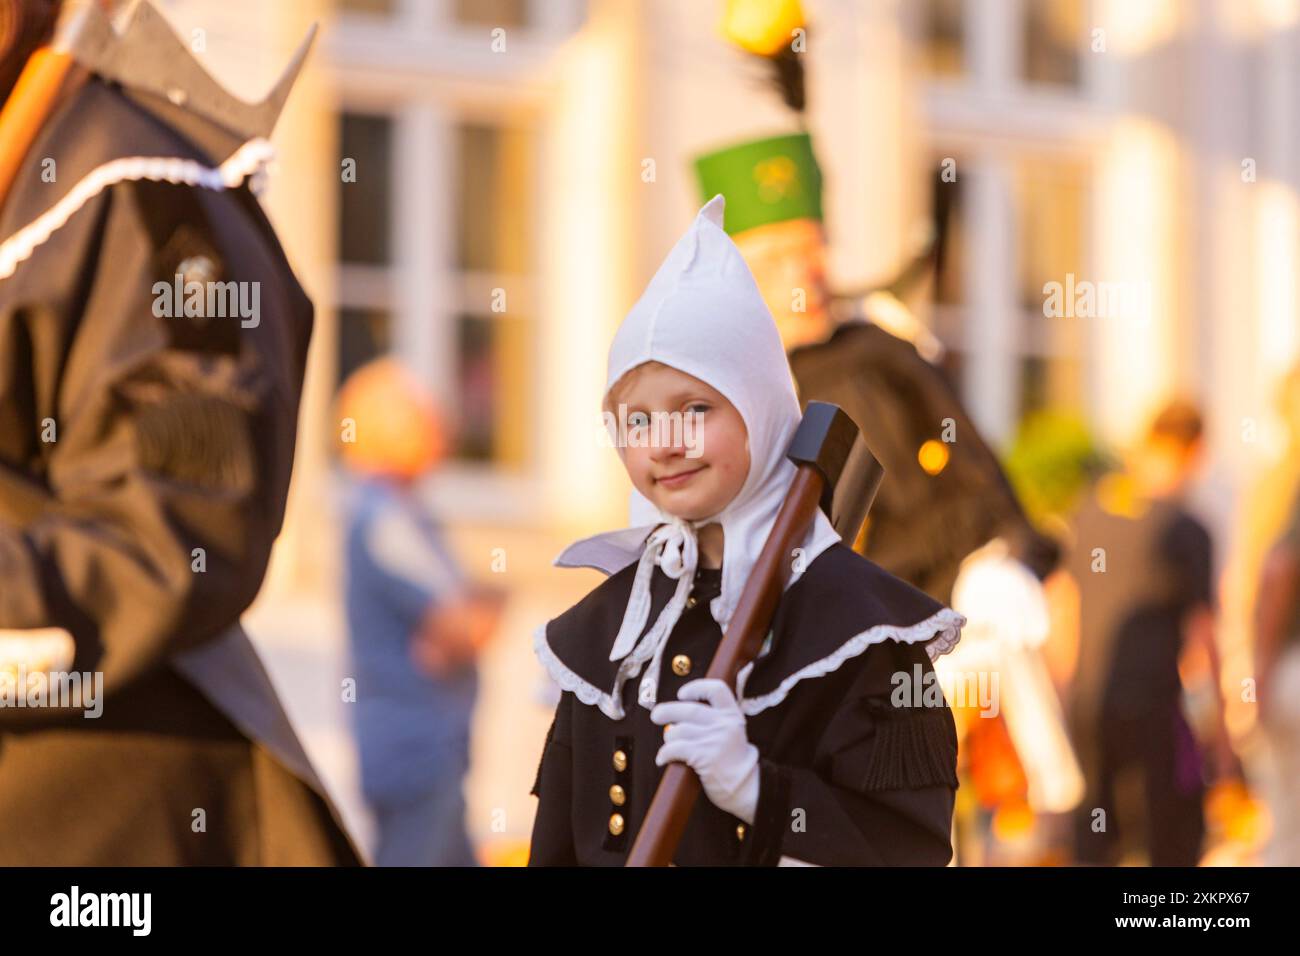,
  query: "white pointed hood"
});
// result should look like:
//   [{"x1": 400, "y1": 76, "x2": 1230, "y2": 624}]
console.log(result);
[{"x1": 551, "y1": 194, "x2": 841, "y2": 715}]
